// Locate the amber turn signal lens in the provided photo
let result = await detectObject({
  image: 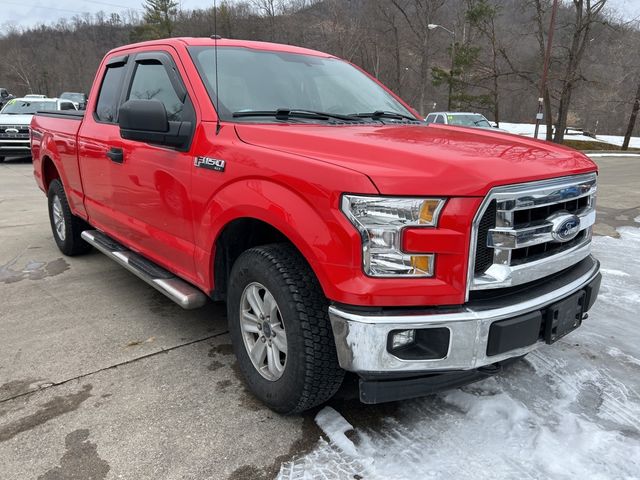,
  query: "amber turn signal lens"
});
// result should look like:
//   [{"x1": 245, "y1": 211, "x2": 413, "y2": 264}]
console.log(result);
[
  {"x1": 410, "y1": 254, "x2": 433, "y2": 275},
  {"x1": 419, "y1": 199, "x2": 442, "y2": 224}
]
